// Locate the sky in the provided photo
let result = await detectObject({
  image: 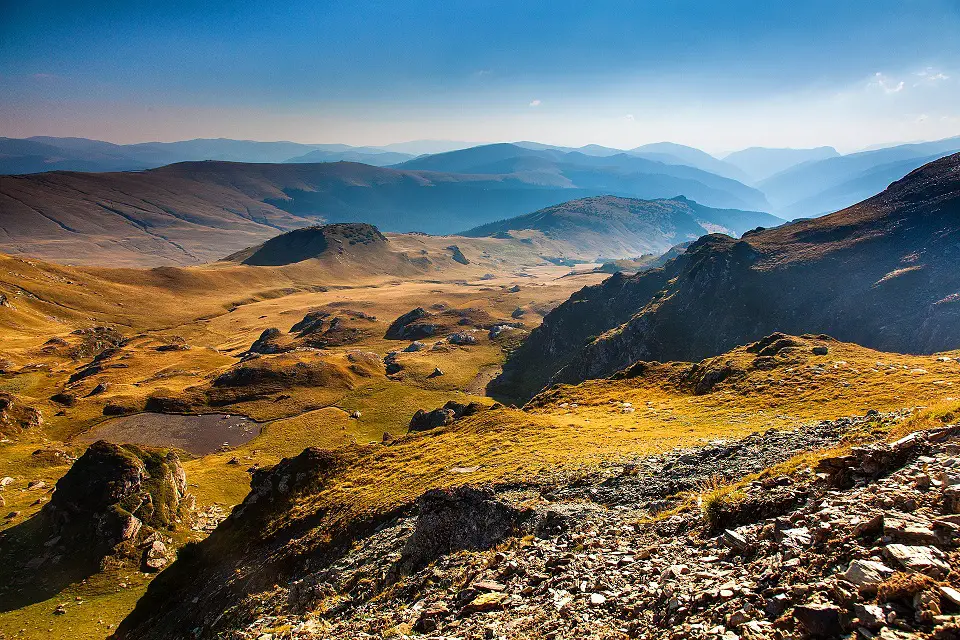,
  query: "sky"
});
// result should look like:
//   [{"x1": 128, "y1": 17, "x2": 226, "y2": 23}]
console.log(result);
[{"x1": 1, "y1": 0, "x2": 959, "y2": 154}]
